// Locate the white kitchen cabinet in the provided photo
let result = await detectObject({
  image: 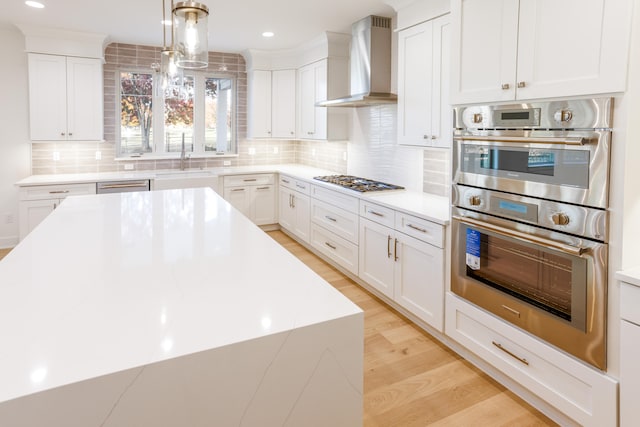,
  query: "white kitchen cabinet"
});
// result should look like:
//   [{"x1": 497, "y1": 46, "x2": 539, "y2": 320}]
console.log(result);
[
  {"x1": 18, "y1": 182, "x2": 97, "y2": 240},
  {"x1": 28, "y1": 53, "x2": 104, "y2": 141},
  {"x1": 359, "y1": 204, "x2": 445, "y2": 331},
  {"x1": 450, "y1": 0, "x2": 632, "y2": 104},
  {"x1": 223, "y1": 174, "x2": 277, "y2": 226},
  {"x1": 619, "y1": 281, "x2": 640, "y2": 427},
  {"x1": 297, "y1": 58, "x2": 348, "y2": 141},
  {"x1": 446, "y1": 293, "x2": 617, "y2": 426},
  {"x1": 279, "y1": 175, "x2": 311, "y2": 242},
  {"x1": 248, "y1": 69, "x2": 296, "y2": 139},
  {"x1": 397, "y1": 14, "x2": 451, "y2": 148}
]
